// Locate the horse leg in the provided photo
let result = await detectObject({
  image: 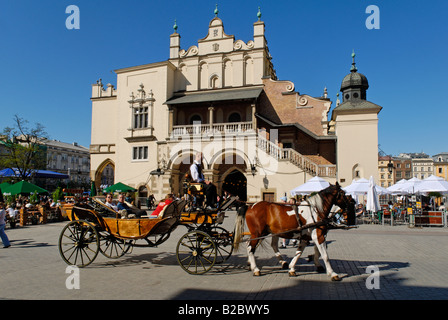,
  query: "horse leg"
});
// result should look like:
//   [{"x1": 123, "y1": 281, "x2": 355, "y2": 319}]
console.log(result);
[
  {"x1": 287, "y1": 240, "x2": 307, "y2": 277},
  {"x1": 311, "y1": 229, "x2": 340, "y2": 281},
  {"x1": 271, "y1": 236, "x2": 288, "y2": 270},
  {"x1": 247, "y1": 240, "x2": 261, "y2": 276},
  {"x1": 312, "y1": 245, "x2": 325, "y2": 273}
]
